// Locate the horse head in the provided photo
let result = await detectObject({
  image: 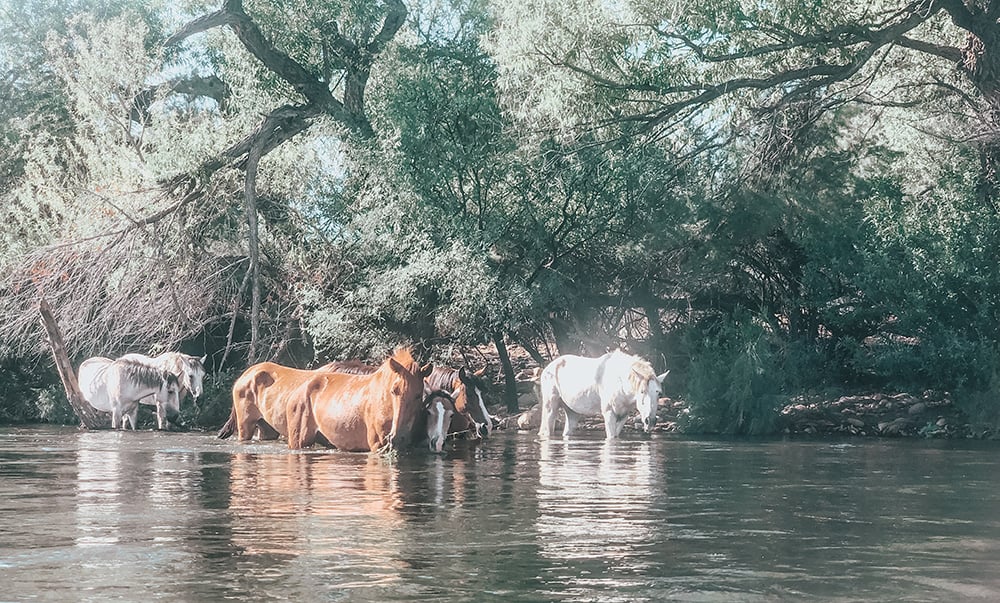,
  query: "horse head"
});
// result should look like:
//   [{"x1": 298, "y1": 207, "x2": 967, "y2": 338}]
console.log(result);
[
  {"x1": 180, "y1": 354, "x2": 207, "y2": 400},
  {"x1": 423, "y1": 389, "x2": 456, "y2": 453},
  {"x1": 456, "y1": 367, "x2": 493, "y2": 438},
  {"x1": 158, "y1": 372, "x2": 182, "y2": 420},
  {"x1": 385, "y1": 349, "x2": 433, "y2": 450},
  {"x1": 631, "y1": 363, "x2": 667, "y2": 433}
]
